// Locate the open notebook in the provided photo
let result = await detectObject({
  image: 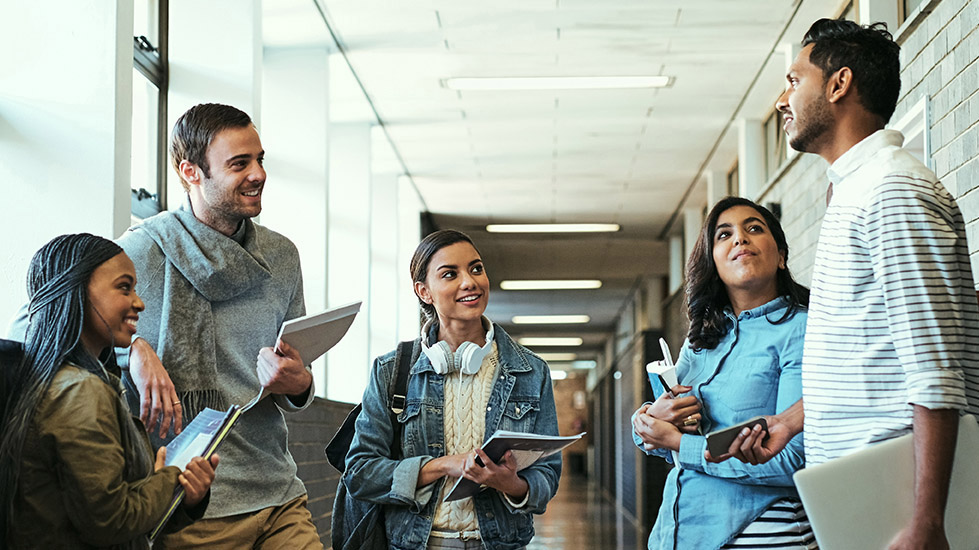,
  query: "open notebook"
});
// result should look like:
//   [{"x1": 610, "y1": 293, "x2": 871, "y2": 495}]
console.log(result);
[{"x1": 793, "y1": 414, "x2": 979, "y2": 550}]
